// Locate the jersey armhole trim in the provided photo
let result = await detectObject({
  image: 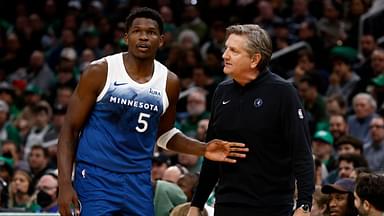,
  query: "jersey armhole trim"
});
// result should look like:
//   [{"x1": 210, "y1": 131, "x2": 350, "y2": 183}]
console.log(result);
[{"x1": 96, "y1": 57, "x2": 112, "y2": 102}]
